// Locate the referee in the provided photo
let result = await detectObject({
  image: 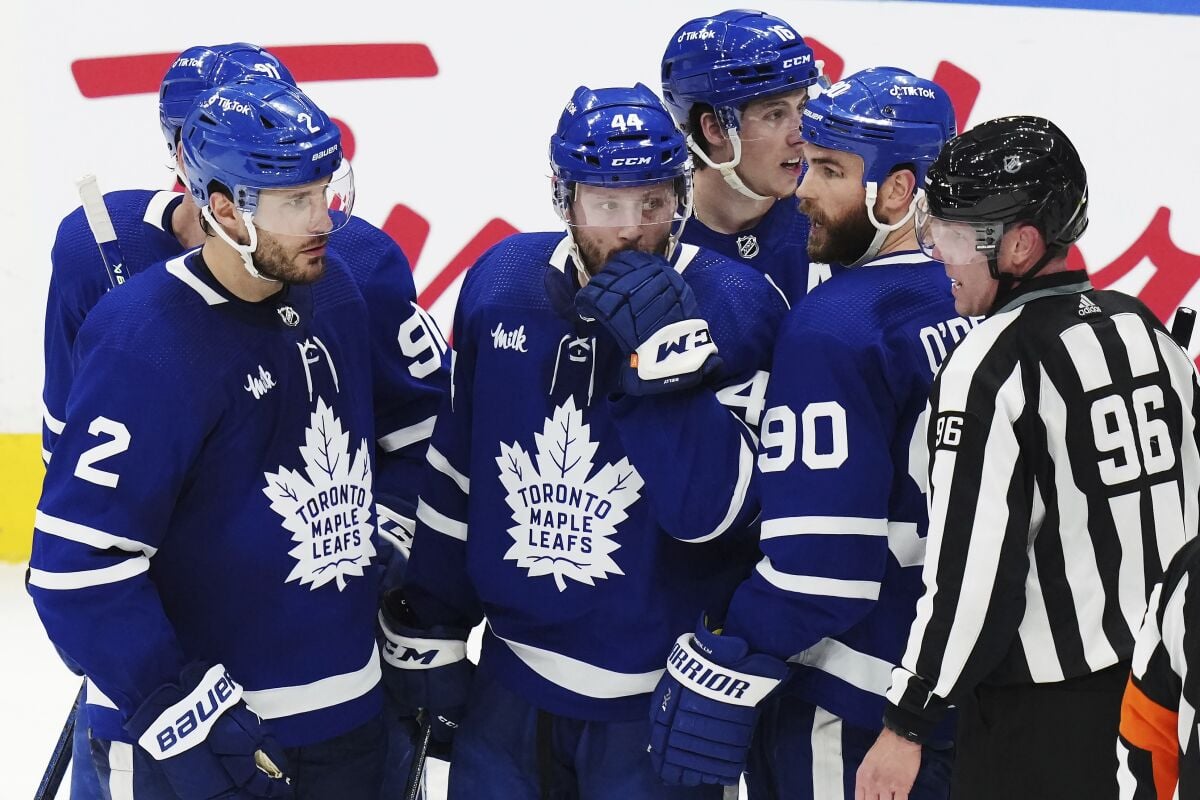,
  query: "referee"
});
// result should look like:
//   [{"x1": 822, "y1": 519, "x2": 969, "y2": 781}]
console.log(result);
[
  {"x1": 855, "y1": 116, "x2": 1200, "y2": 800},
  {"x1": 1118, "y1": 536, "x2": 1200, "y2": 799}
]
